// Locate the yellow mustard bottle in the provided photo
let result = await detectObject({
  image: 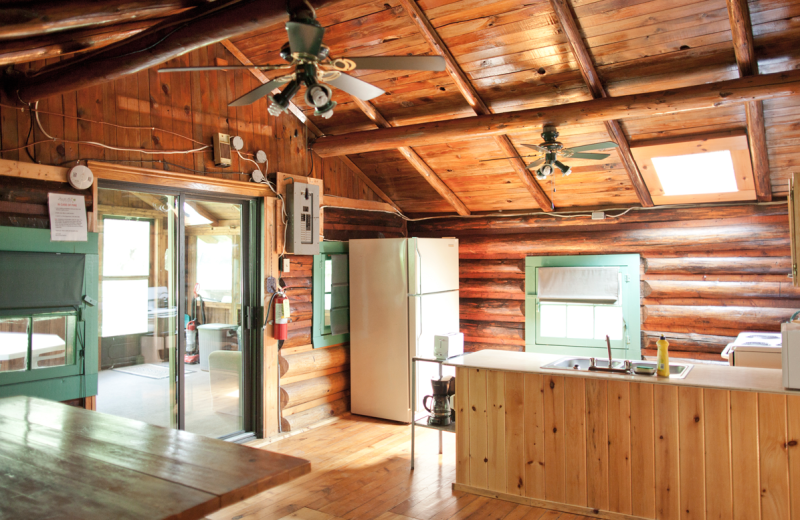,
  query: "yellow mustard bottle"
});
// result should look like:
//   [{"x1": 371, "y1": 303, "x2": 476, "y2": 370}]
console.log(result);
[{"x1": 656, "y1": 335, "x2": 670, "y2": 377}]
